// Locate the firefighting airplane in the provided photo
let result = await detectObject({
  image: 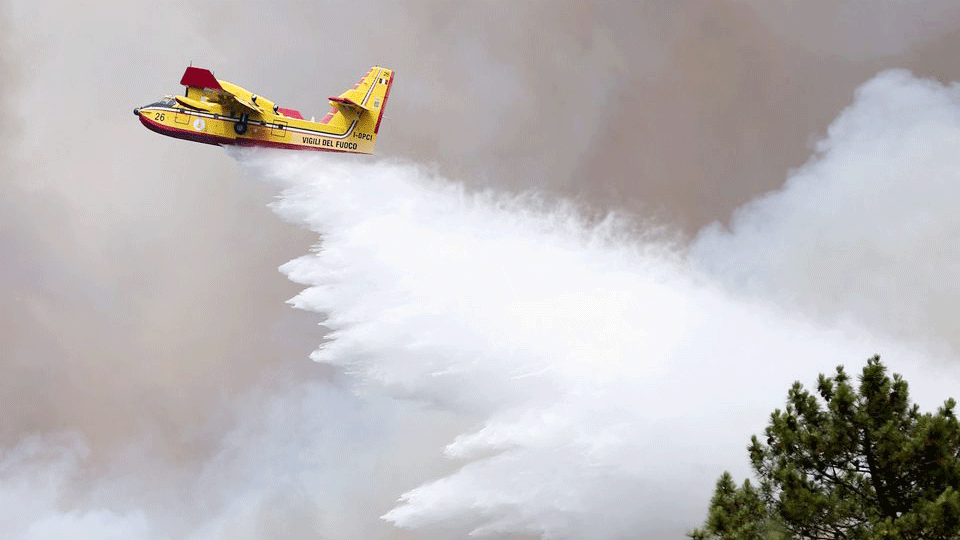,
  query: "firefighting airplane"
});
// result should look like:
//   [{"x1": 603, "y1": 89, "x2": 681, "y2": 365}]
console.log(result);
[{"x1": 134, "y1": 66, "x2": 393, "y2": 153}]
